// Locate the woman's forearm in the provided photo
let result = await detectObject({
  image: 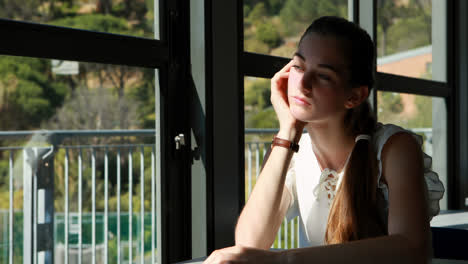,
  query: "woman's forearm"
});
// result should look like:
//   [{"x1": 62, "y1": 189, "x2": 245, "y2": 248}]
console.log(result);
[
  {"x1": 280, "y1": 234, "x2": 427, "y2": 264},
  {"x1": 235, "y1": 145, "x2": 295, "y2": 249}
]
